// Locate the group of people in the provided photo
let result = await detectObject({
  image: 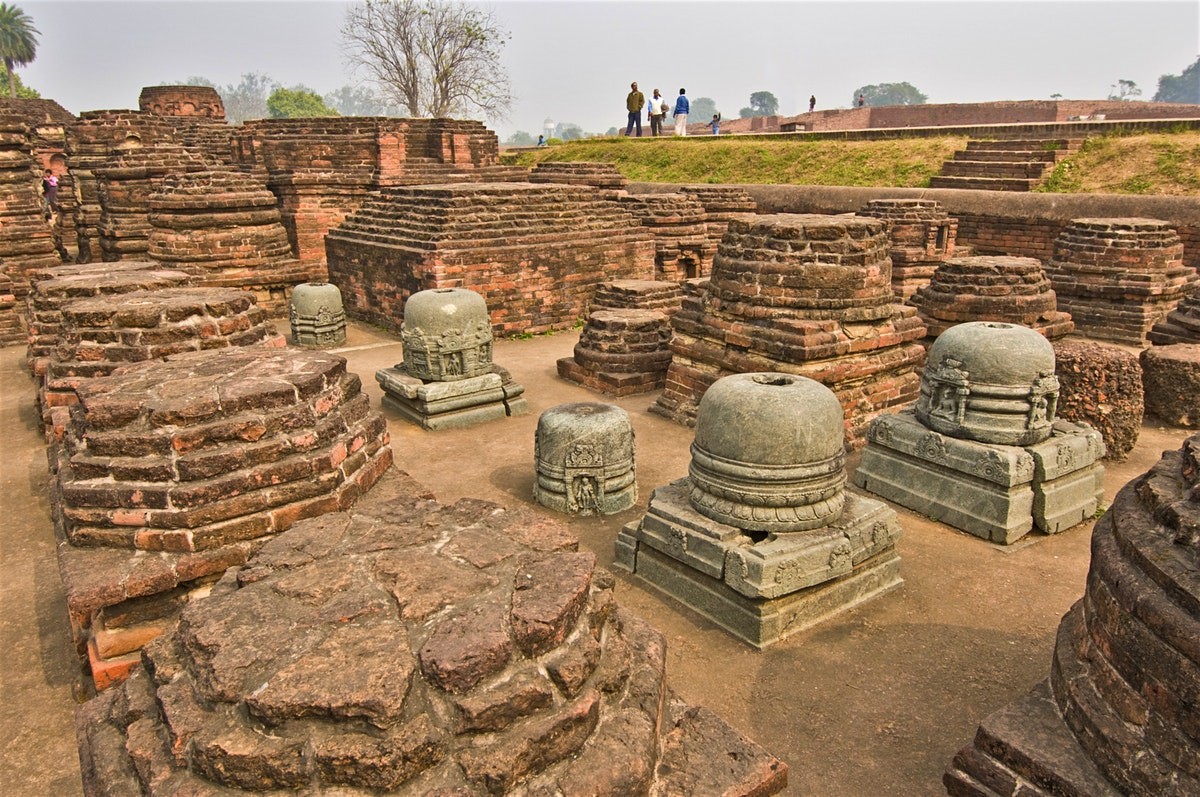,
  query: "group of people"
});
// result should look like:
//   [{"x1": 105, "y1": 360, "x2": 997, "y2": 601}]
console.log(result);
[{"x1": 625, "y1": 82, "x2": 711, "y2": 137}]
